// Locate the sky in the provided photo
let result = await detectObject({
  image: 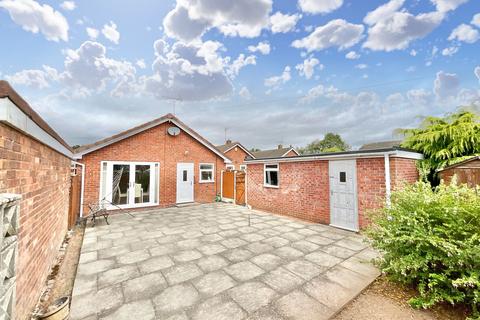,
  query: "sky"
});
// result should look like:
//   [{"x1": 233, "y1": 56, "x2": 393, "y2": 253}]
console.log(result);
[{"x1": 0, "y1": 0, "x2": 479, "y2": 149}]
